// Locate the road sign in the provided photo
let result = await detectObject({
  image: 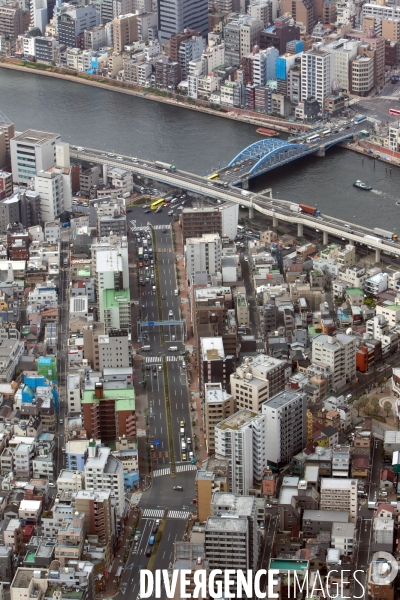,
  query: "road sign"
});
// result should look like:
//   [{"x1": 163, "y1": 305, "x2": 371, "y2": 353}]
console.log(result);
[
  {"x1": 148, "y1": 321, "x2": 155, "y2": 327},
  {"x1": 153, "y1": 439, "x2": 161, "y2": 446}
]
